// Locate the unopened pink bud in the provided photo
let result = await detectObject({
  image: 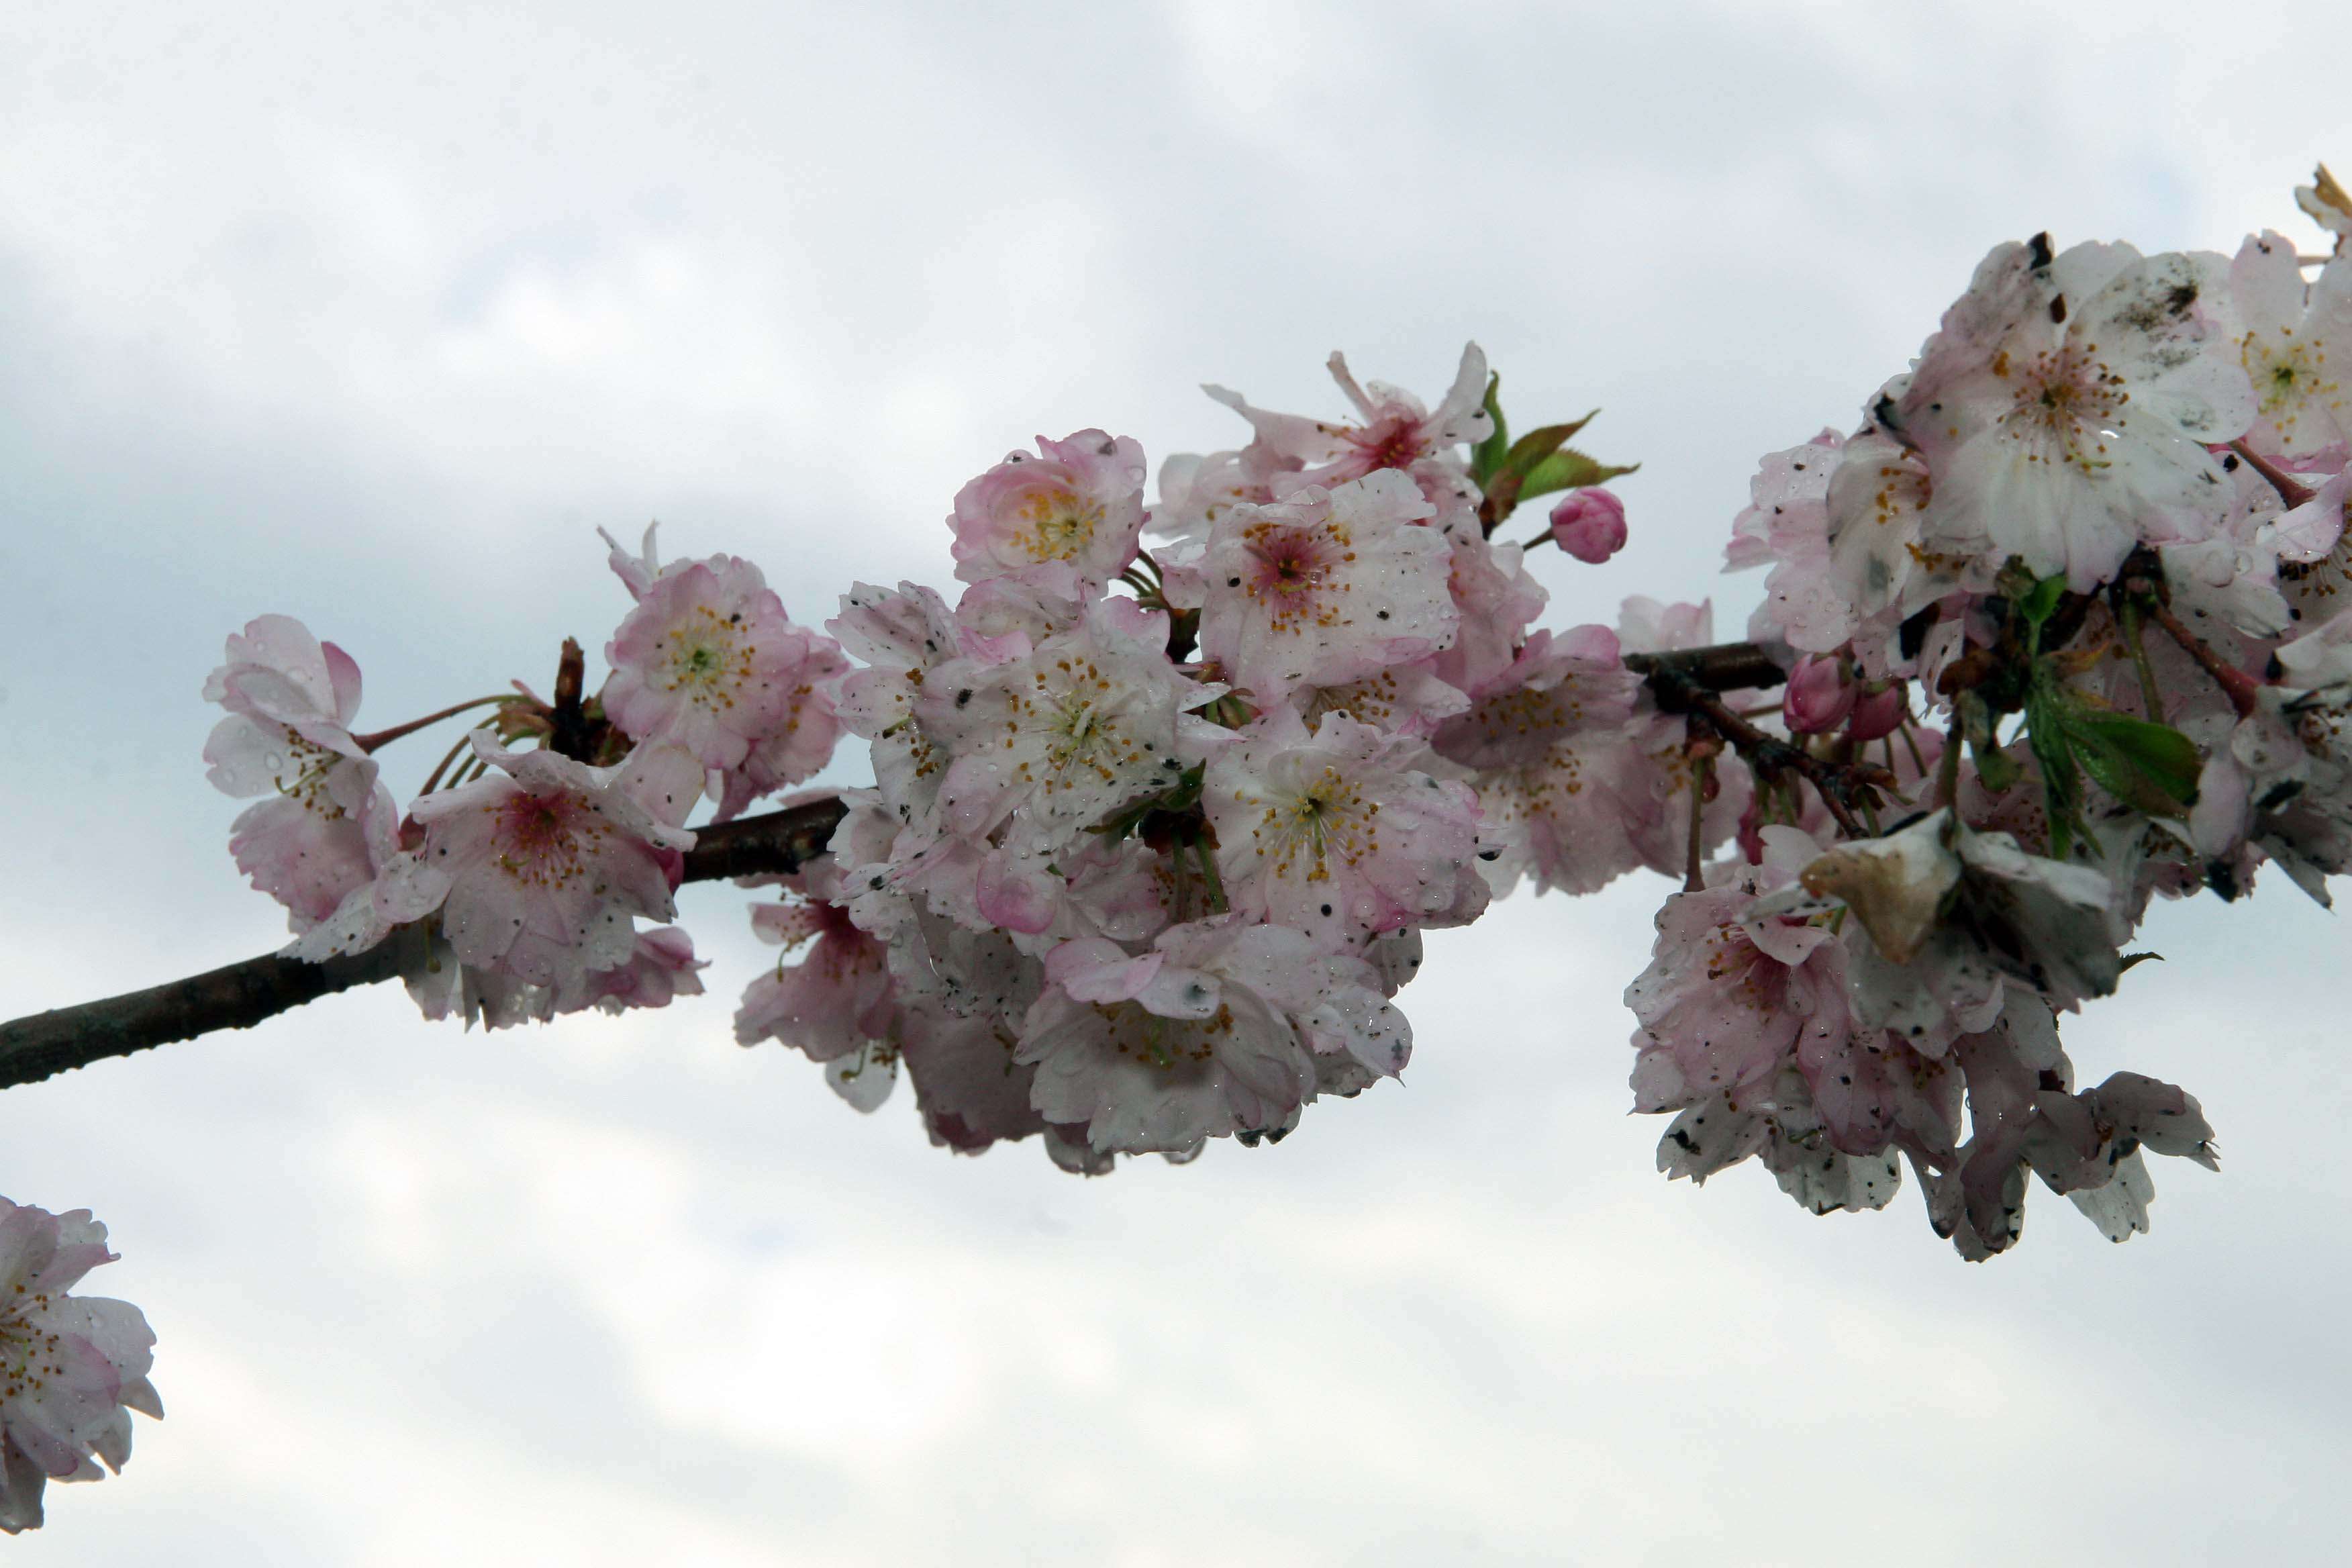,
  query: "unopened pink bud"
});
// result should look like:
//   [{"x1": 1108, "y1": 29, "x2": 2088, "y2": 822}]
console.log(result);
[
  {"x1": 1847, "y1": 683, "x2": 1908, "y2": 742},
  {"x1": 1781, "y1": 654, "x2": 1855, "y2": 734},
  {"x1": 1547, "y1": 487, "x2": 1628, "y2": 564}
]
